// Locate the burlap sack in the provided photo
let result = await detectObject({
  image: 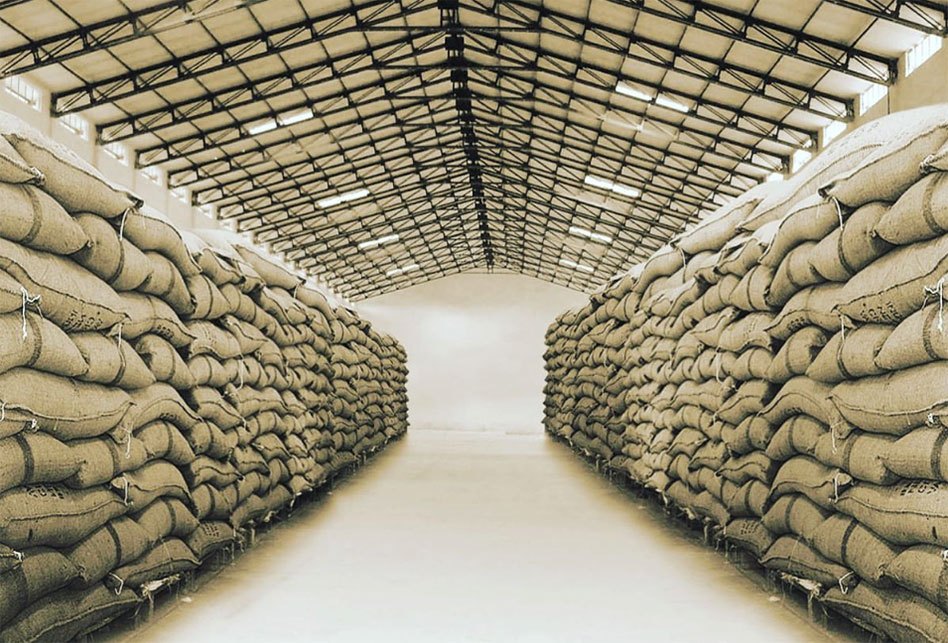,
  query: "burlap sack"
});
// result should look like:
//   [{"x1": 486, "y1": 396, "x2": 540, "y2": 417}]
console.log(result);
[
  {"x1": 0, "y1": 312, "x2": 87, "y2": 378},
  {"x1": 0, "y1": 113, "x2": 142, "y2": 217},
  {"x1": 766, "y1": 283, "x2": 849, "y2": 340},
  {"x1": 135, "y1": 421, "x2": 196, "y2": 466},
  {"x1": 133, "y1": 334, "x2": 195, "y2": 390},
  {"x1": 232, "y1": 244, "x2": 301, "y2": 291},
  {"x1": 758, "y1": 195, "x2": 840, "y2": 268},
  {"x1": 181, "y1": 231, "x2": 241, "y2": 286},
  {"x1": 120, "y1": 210, "x2": 201, "y2": 276},
  {"x1": 809, "y1": 202, "x2": 892, "y2": 282},
  {"x1": 184, "y1": 387, "x2": 242, "y2": 429},
  {"x1": 883, "y1": 427, "x2": 948, "y2": 482},
  {"x1": 140, "y1": 251, "x2": 194, "y2": 316},
  {"x1": 835, "y1": 232, "x2": 948, "y2": 324},
  {"x1": 190, "y1": 483, "x2": 236, "y2": 521},
  {"x1": 717, "y1": 380, "x2": 776, "y2": 425},
  {"x1": 183, "y1": 456, "x2": 240, "y2": 488},
  {"x1": 874, "y1": 171, "x2": 948, "y2": 245},
  {"x1": 876, "y1": 303, "x2": 948, "y2": 371},
  {"x1": 67, "y1": 435, "x2": 148, "y2": 489},
  {"x1": 72, "y1": 213, "x2": 152, "y2": 291},
  {"x1": 0, "y1": 368, "x2": 132, "y2": 440},
  {"x1": 883, "y1": 545, "x2": 948, "y2": 614},
  {"x1": 760, "y1": 535, "x2": 852, "y2": 587},
  {"x1": 759, "y1": 376, "x2": 838, "y2": 426},
  {"x1": 821, "y1": 104, "x2": 948, "y2": 208},
  {"x1": 837, "y1": 480, "x2": 948, "y2": 546},
  {"x1": 185, "y1": 520, "x2": 235, "y2": 560},
  {"x1": 814, "y1": 430, "x2": 897, "y2": 485},
  {"x1": 730, "y1": 264, "x2": 775, "y2": 312},
  {"x1": 66, "y1": 515, "x2": 153, "y2": 586},
  {"x1": 0, "y1": 183, "x2": 89, "y2": 255},
  {"x1": 0, "y1": 432, "x2": 79, "y2": 494},
  {"x1": 822, "y1": 584, "x2": 948, "y2": 643},
  {"x1": 0, "y1": 238, "x2": 127, "y2": 332},
  {"x1": 110, "y1": 460, "x2": 191, "y2": 510},
  {"x1": 105, "y1": 538, "x2": 198, "y2": 590},
  {"x1": 185, "y1": 273, "x2": 232, "y2": 319},
  {"x1": 133, "y1": 497, "x2": 199, "y2": 542},
  {"x1": 830, "y1": 361, "x2": 948, "y2": 436},
  {"x1": 770, "y1": 455, "x2": 852, "y2": 509},
  {"x1": 766, "y1": 326, "x2": 827, "y2": 384},
  {"x1": 0, "y1": 134, "x2": 43, "y2": 184},
  {"x1": 717, "y1": 311, "x2": 773, "y2": 352},
  {"x1": 746, "y1": 106, "x2": 947, "y2": 230},
  {"x1": 0, "y1": 549, "x2": 78, "y2": 628},
  {"x1": 188, "y1": 354, "x2": 233, "y2": 387},
  {"x1": 0, "y1": 485, "x2": 126, "y2": 548},
  {"x1": 724, "y1": 518, "x2": 774, "y2": 558},
  {"x1": 761, "y1": 494, "x2": 830, "y2": 546},
  {"x1": 718, "y1": 451, "x2": 778, "y2": 485},
  {"x1": 767, "y1": 241, "x2": 822, "y2": 308},
  {"x1": 220, "y1": 315, "x2": 267, "y2": 354},
  {"x1": 0, "y1": 583, "x2": 140, "y2": 642},
  {"x1": 813, "y1": 512, "x2": 898, "y2": 585},
  {"x1": 71, "y1": 332, "x2": 155, "y2": 389},
  {"x1": 186, "y1": 320, "x2": 242, "y2": 360},
  {"x1": 806, "y1": 324, "x2": 891, "y2": 383},
  {"x1": 675, "y1": 182, "x2": 777, "y2": 254},
  {"x1": 126, "y1": 383, "x2": 201, "y2": 431},
  {"x1": 117, "y1": 292, "x2": 195, "y2": 347}
]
